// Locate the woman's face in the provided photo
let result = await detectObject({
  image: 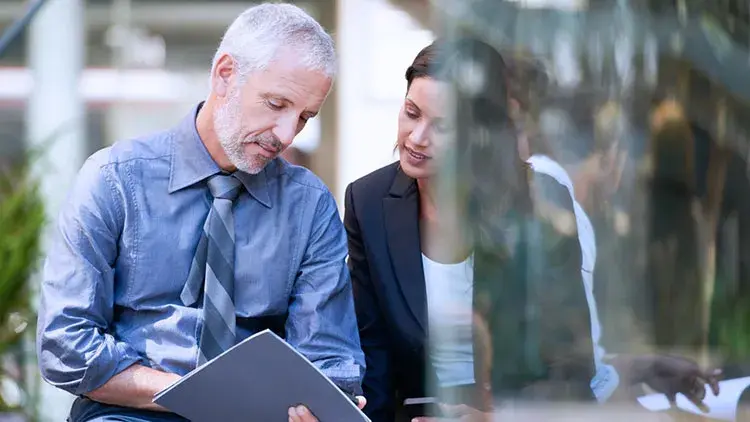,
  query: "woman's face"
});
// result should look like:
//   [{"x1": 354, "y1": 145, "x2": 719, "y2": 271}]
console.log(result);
[{"x1": 397, "y1": 77, "x2": 454, "y2": 180}]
